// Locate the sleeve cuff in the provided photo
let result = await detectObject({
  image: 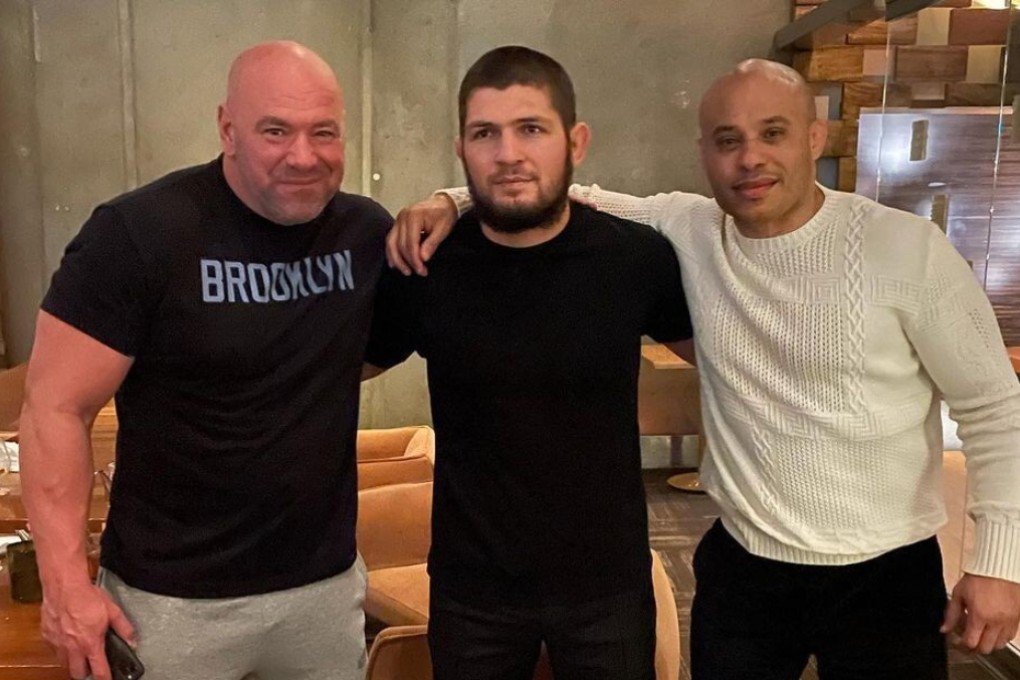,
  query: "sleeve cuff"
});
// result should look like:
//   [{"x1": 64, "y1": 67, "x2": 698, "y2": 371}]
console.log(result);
[
  {"x1": 965, "y1": 518, "x2": 1020, "y2": 584},
  {"x1": 434, "y1": 187, "x2": 472, "y2": 218}
]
